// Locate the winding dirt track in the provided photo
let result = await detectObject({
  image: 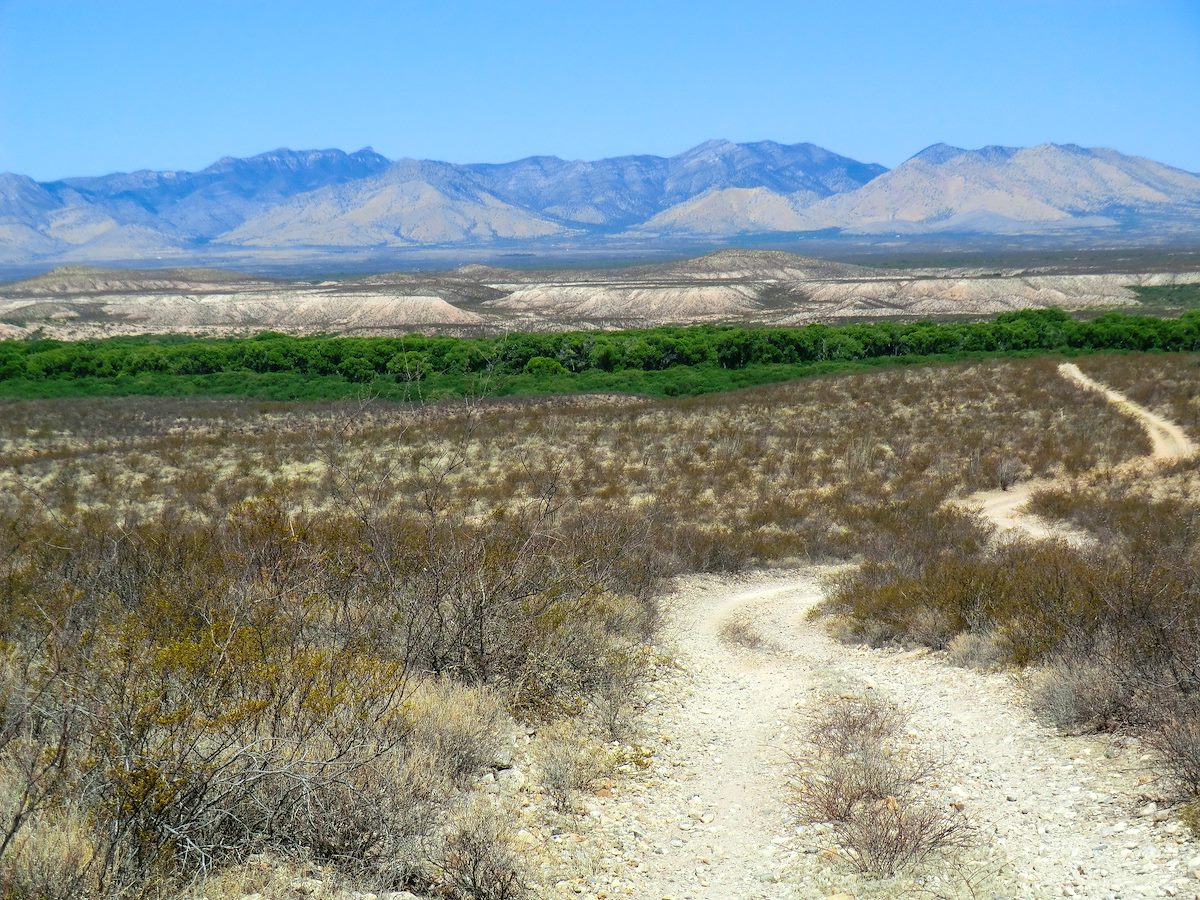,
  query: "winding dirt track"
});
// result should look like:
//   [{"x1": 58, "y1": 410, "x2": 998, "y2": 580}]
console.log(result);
[
  {"x1": 1058, "y1": 363, "x2": 1196, "y2": 463},
  {"x1": 596, "y1": 572, "x2": 1196, "y2": 898},
  {"x1": 970, "y1": 361, "x2": 1196, "y2": 540},
  {"x1": 581, "y1": 365, "x2": 1199, "y2": 898}
]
